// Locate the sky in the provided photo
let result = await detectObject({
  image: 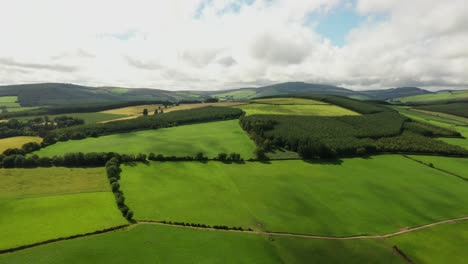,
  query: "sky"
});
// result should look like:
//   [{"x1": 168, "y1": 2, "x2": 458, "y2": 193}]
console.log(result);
[{"x1": 0, "y1": 0, "x2": 467, "y2": 91}]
